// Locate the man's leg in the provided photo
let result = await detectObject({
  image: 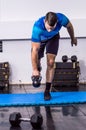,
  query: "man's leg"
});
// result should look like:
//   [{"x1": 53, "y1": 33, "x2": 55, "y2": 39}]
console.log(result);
[
  {"x1": 44, "y1": 53, "x2": 56, "y2": 100},
  {"x1": 37, "y1": 59, "x2": 42, "y2": 72},
  {"x1": 37, "y1": 43, "x2": 46, "y2": 72},
  {"x1": 44, "y1": 34, "x2": 60, "y2": 100},
  {"x1": 46, "y1": 53, "x2": 56, "y2": 82}
]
